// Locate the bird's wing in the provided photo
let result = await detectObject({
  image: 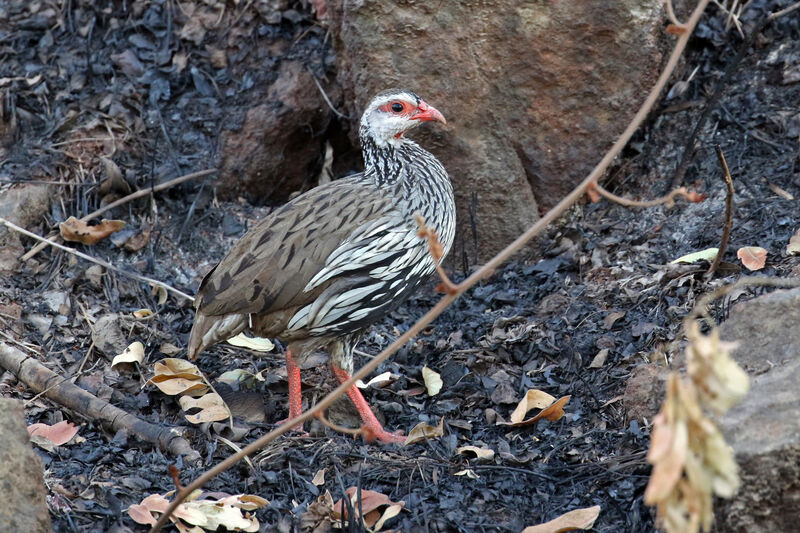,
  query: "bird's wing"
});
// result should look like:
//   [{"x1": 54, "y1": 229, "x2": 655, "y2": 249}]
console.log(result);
[
  {"x1": 285, "y1": 214, "x2": 434, "y2": 335},
  {"x1": 195, "y1": 177, "x2": 398, "y2": 318}
]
